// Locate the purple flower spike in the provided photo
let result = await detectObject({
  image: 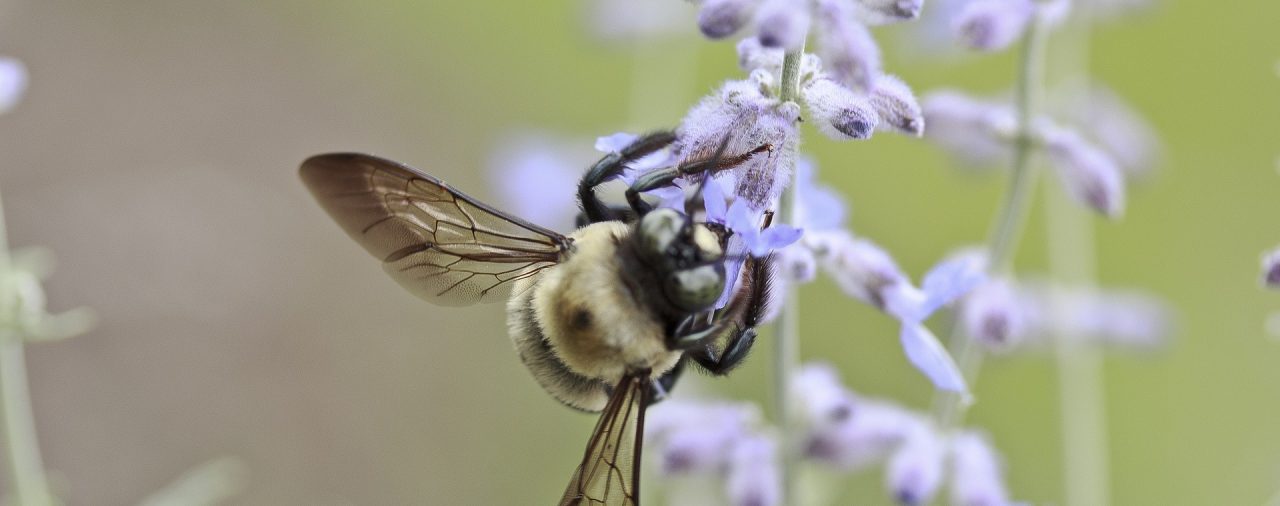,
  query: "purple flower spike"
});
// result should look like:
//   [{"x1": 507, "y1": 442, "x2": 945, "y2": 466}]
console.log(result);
[
  {"x1": 954, "y1": 0, "x2": 1035, "y2": 52},
  {"x1": 755, "y1": 0, "x2": 811, "y2": 51},
  {"x1": 803, "y1": 77, "x2": 880, "y2": 141},
  {"x1": 950, "y1": 431, "x2": 1013, "y2": 506},
  {"x1": 886, "y1": 424, "x2": 946, "y2": 506},
  {"x1": 1263, "y1": 247, "x2": 1280, "y2": 289},
  {"x1": 815, "y1": 0, "x2": 882, "y2": 91},
  {"x1": 0, "y1": 57, "x2": 28, "y2": 113},
  {"x1": 805, "y1": 398, "x2": 919, "y2": 470},
  {"x1": 726, "y1": 435, "x2": 782, "y2": 506},
  {"x1": 699, "y1": 0, "x2": 757, "y2": 39},
  {"x1": 1041, "y1": 125, "x2": 1126, "y2": 218}
]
